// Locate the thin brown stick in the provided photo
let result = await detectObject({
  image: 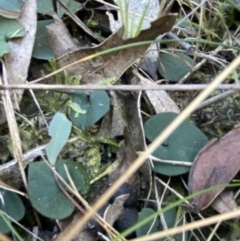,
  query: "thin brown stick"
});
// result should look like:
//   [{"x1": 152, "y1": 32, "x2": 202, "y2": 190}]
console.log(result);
[
  {"x1": 196, "y1": 90, "x2": 238, "y2": 110},
  {"x1": 178, "y1": 37, "x2": 230, "y2": 84},
  {"x1": 0, "y1": 84, "x2": 240, "y2": 91}
]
